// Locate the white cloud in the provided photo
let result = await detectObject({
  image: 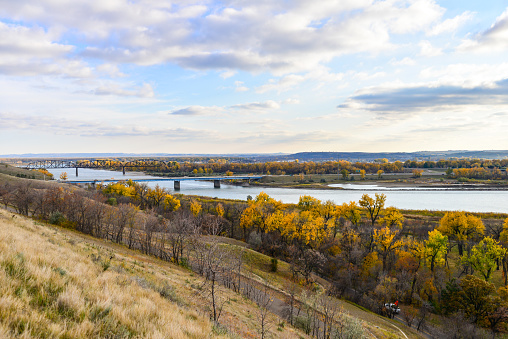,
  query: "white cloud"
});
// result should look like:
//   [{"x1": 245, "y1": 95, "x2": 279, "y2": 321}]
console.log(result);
[
  {"x1": 170, "y1": 105, "x2": 223, "y2": 116},
  {"x1": 234, "y1": 81, "x2": 249, "y2": 92},
  {"x1": 427, "y1": 11, "x2": 474, "y2": 36},
  {"x1": 391, "y1": 57, "x2": 416, "y2": 66},
  {"x1": 420, "y1": 63, "x2": 508, "y2": 87},
  {"x1": 0, "y1": 0, "x2": 450, "y2": 75},
  {"x1": 0, "y1": 21, "x2": 93, "y2": 77},
  {"x1": 256, "y1": 74, "x2": 306, "y2": 93},
  {"x1": 418, "y1": 40, "x2": 442, "y2": 57},
  {"x1": 458, "y1": 8, "x2": 508, "y2": 52},
  {"x1": 94, "y1": 83, "x2": 154, "y2": 98},
  {"x1": 231, "y1": 100, "x2": 280, "y2": 111}
]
